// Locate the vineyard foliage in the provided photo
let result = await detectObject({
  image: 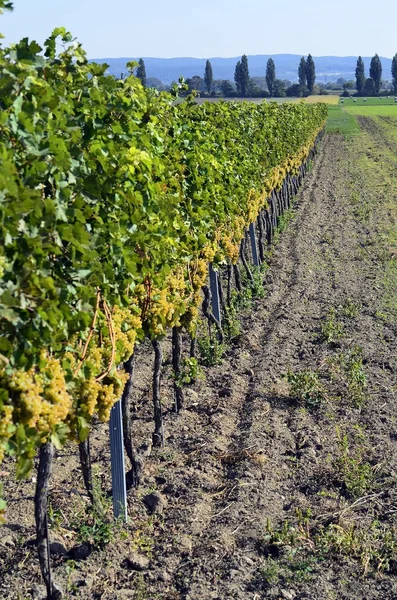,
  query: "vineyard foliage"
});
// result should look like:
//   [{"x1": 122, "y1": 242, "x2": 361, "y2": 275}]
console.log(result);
[{"x1": 0, "y1": 12, "x2": 327, "y2": 481}]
